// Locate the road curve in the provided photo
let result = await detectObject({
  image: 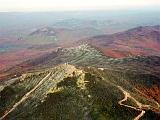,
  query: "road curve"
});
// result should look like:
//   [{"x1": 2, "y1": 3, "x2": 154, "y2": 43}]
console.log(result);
[{"x1": 117, "y1": 86, "x2": 146, "y2": 120}]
